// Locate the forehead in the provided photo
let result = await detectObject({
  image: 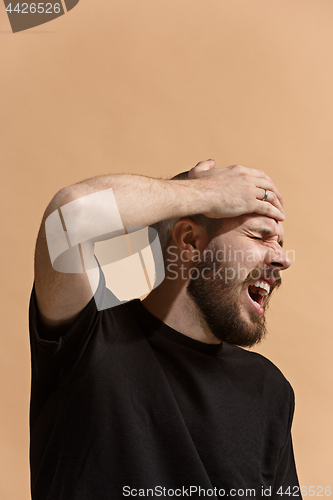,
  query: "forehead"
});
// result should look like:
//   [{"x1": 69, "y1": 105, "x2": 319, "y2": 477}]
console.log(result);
[{"x1": 221, "y1": 214, "x2": 285, "y2": 240}]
